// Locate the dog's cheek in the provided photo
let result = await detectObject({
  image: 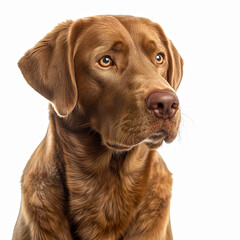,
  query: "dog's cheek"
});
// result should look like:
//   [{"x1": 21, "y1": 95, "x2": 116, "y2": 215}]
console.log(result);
[{"x1": 77, "y1": 76, "x2": 102, "y2": 112}]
